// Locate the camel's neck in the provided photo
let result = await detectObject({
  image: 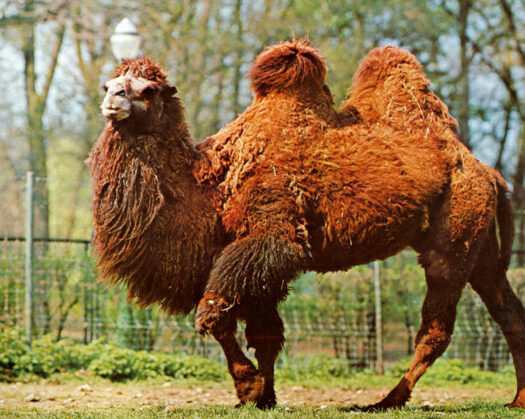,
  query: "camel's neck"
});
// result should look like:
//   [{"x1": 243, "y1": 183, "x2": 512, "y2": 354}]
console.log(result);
[
  {"x1": 89, "y1": 123, "x2": 195, "y2": 227},
  {"x1": 88, "y1": 122, "x2": 221, "y2": 314}
]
